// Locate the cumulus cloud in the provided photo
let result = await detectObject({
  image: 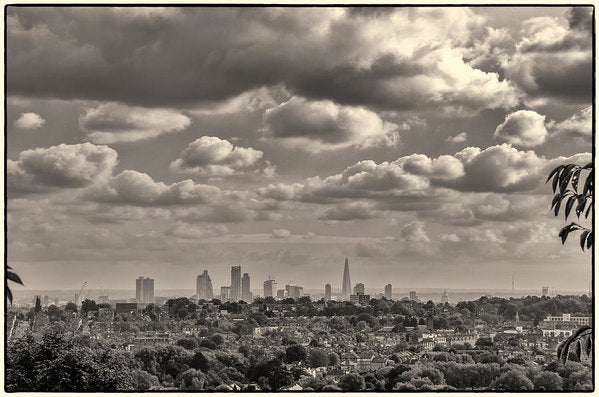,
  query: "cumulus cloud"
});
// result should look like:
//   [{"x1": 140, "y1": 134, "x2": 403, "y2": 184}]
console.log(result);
[
  {"x1": 318, "y1": 202, "x2": 379, "y2": 221},
  {"x1": 88, "y1": 170, "x2": 223, "y2": 206},
  {"x1": 494, "y1": 110, "x2": 548, "y2": 147},
  {"x1": 355, "y1": 242, "x2": 388, "y2": 257},
  {"x1": 8, "y1": 8, "x2": 520, "y2": 114},
  {"x1": 400, "y1": 221, "x2": 430, "y2": 243},
  {"x1": 14, "y1": 112, "x2": 45, "y2": 129},
  {"x1": 80, "y1": 102, "x2": 191, "y2": 144},
  {"x1": 551, "y1": 106, "x2": 592, "y2": 140},
  {"x1": 445, "y1": 132, "x2": 468, "y2": 143},
  {"x1": 440, "y1": 233, "x2": 461, "y2": 242},
  {"x1": 8, "y1": 143, "x2": 117, "y2": 196},
  {"x1": 170, "y1": 136, "x2": 264, "y2": 176},
  {"x1": 166, "y1": 222, "x2": 229, "y2": 239},
  {"x1": 271, "y1": 228, "x2": 291, "y2": 239},
  {"x1": 502, "y1": 7, "x2": 592, "y2": 104},
  {"x1": 261, "y1": 97, "x2": 399, "y2": 152}
]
